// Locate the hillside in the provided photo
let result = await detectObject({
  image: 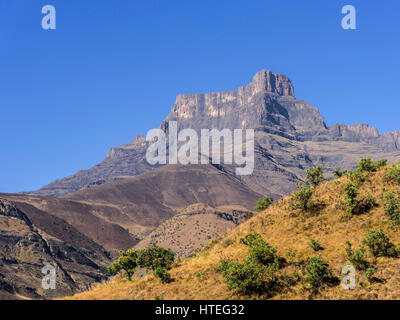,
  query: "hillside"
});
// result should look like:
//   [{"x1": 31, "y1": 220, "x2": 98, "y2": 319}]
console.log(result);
[
  {"x1": 67, "y1": 161, "x2": 400, "y2": 300},
  {"x1": 134, "y1": 203, "x2": 254, "y2": 257},
  {"x1": 2, "y1": 164, "x2": 260, "y2": 256},
  {"x1": 0, "y1": 200, "x2": 111, "y2": 299}
]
